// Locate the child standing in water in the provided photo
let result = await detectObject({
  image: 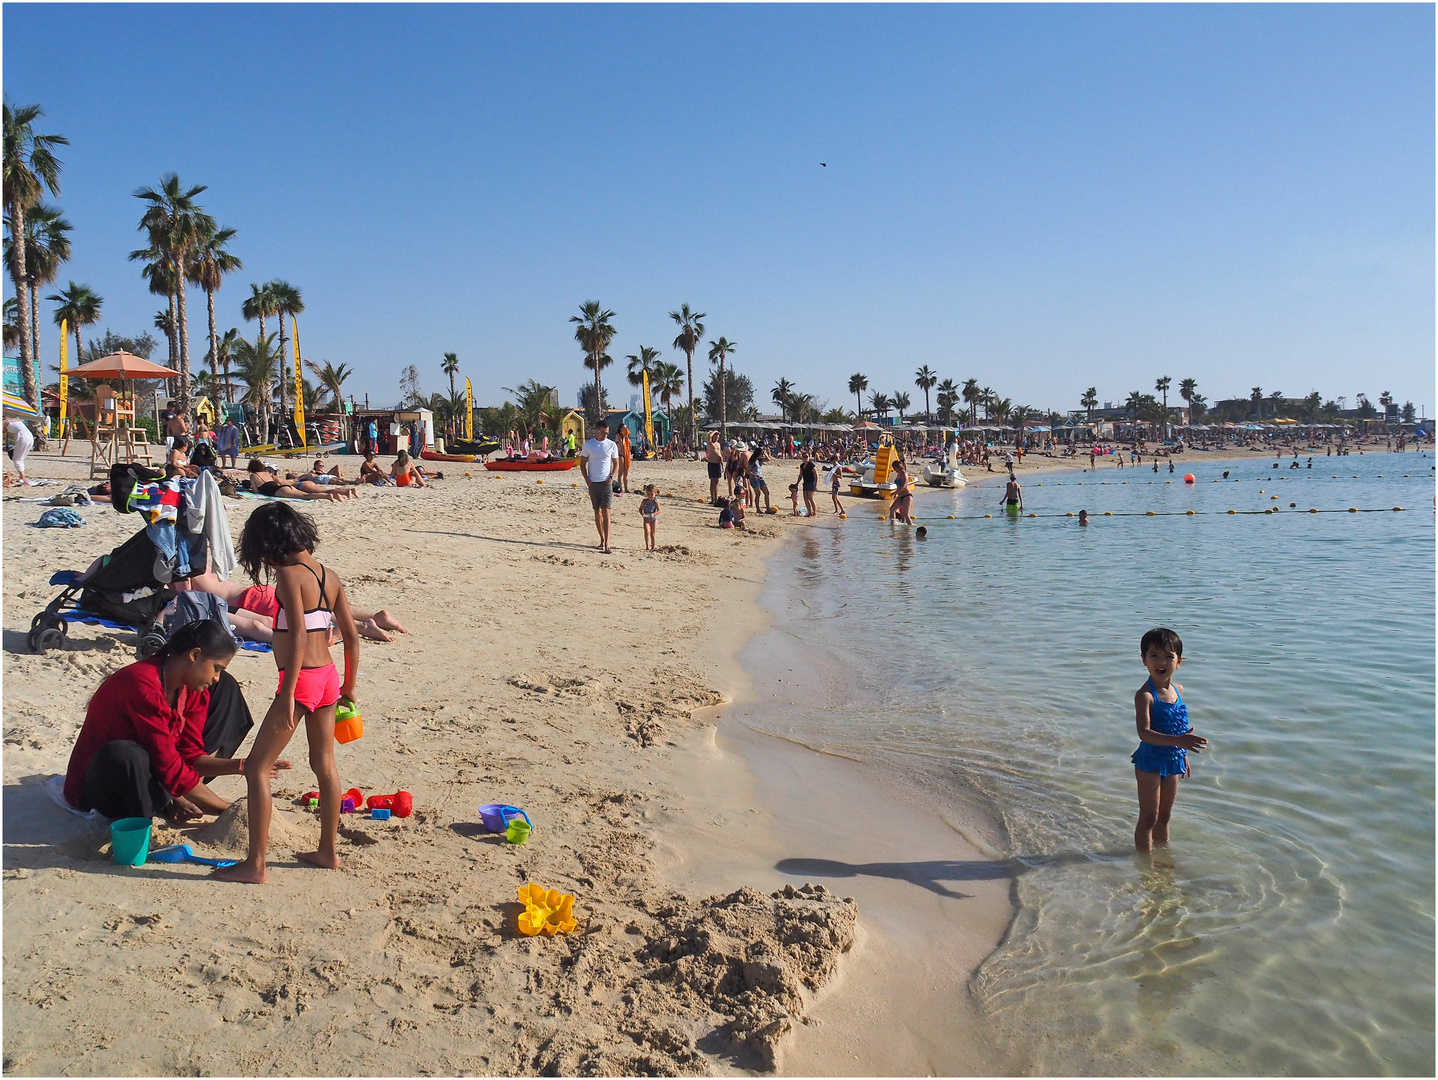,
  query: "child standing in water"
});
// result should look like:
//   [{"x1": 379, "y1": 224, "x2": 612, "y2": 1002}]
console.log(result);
[
  {"x1": 1131, "y1": 627, "x2": 1207, "y2": 852},
  {"x1": 638, "y1": 484, "x2": 660, "y2": 551},
  {"x1": 217, "y1": 502, "x2": 362, "y2": 883}
]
